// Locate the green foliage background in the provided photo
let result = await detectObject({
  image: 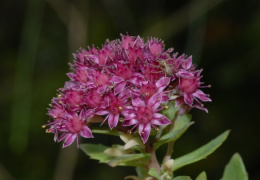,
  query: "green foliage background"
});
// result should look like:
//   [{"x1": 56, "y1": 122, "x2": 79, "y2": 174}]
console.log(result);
[{"x1": 0, "y1": 0, "x2": 259, "y2": 179}]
